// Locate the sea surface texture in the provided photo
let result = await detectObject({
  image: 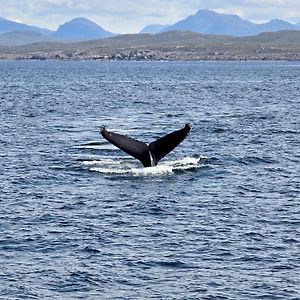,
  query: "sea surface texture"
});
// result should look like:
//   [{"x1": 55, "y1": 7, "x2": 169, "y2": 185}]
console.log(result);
[{"x1": 0, "y1": 61, "x2": 299, "y2": 299}]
